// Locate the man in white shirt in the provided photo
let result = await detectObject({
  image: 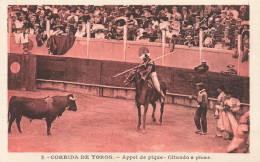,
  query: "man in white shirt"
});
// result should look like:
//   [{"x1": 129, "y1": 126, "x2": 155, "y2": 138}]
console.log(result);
[{"x1": 75, "y1": 25, "x2": 86, "y2": 38}]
